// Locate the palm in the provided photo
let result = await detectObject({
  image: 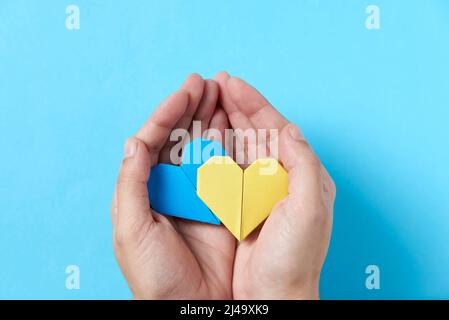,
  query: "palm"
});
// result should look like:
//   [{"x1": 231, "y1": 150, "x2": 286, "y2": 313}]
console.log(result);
[
  {"x1": 173, "y1": 219, "x2": 235, "y2": 297},
  {"x1": 232, "y1": 200, "x2": 295, "y2": 298},
  {"x1": 128, "y1": 207, "x2": 234, "y2": 299}
]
